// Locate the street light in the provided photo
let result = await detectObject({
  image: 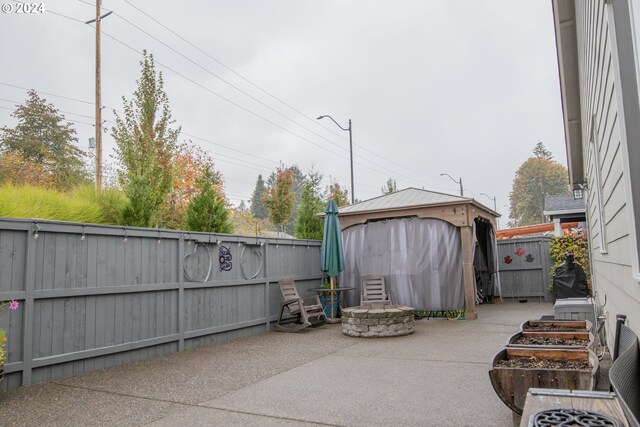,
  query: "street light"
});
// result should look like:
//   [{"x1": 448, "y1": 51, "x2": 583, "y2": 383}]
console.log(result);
[
  {"x1": 480, "y1": 193, "x2": 497, "y2": 212},
  {"x1": 317, "y1": 115, "x2": 354, "y2": 204},
  {"x1": 480, "y1": 192, "x2": 499, "y2": 229},
  {"x1": 440, "y1": 173, "x2": 463, "y2": 196}
]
